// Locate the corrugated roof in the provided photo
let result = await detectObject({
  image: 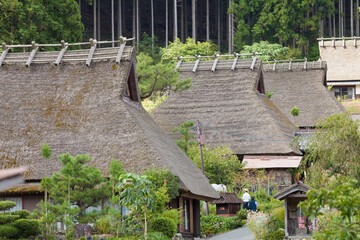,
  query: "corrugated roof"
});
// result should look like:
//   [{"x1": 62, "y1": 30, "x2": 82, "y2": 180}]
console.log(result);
[
  {"x1": 151, "y1": 59, "x2": 301, "y2": 156},
  {"x1": 212, "y1": 193, "x2": 242, "y2": 204},
  {"x1": 0, "y1": 47, "x2": 219, "y2": 200},
  {"x1": 263, "y1": 65, "x2": 346, "y2": 127},
  {"x1": 243, "y1": 155, "x2": 302, "y2": 169}
]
